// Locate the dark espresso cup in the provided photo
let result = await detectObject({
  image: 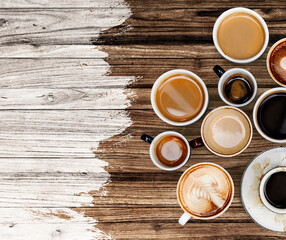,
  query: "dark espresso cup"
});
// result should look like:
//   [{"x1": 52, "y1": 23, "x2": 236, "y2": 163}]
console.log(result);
[
  {"x1": 213, "y1": 65, "x2": 257, "y2": 107},
  {"x1": 253, "y1": 88, "x2": 286, "y2": 143},
  {"x1": 141, "y1": 131, "x2": 203, "y2": 171}
]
